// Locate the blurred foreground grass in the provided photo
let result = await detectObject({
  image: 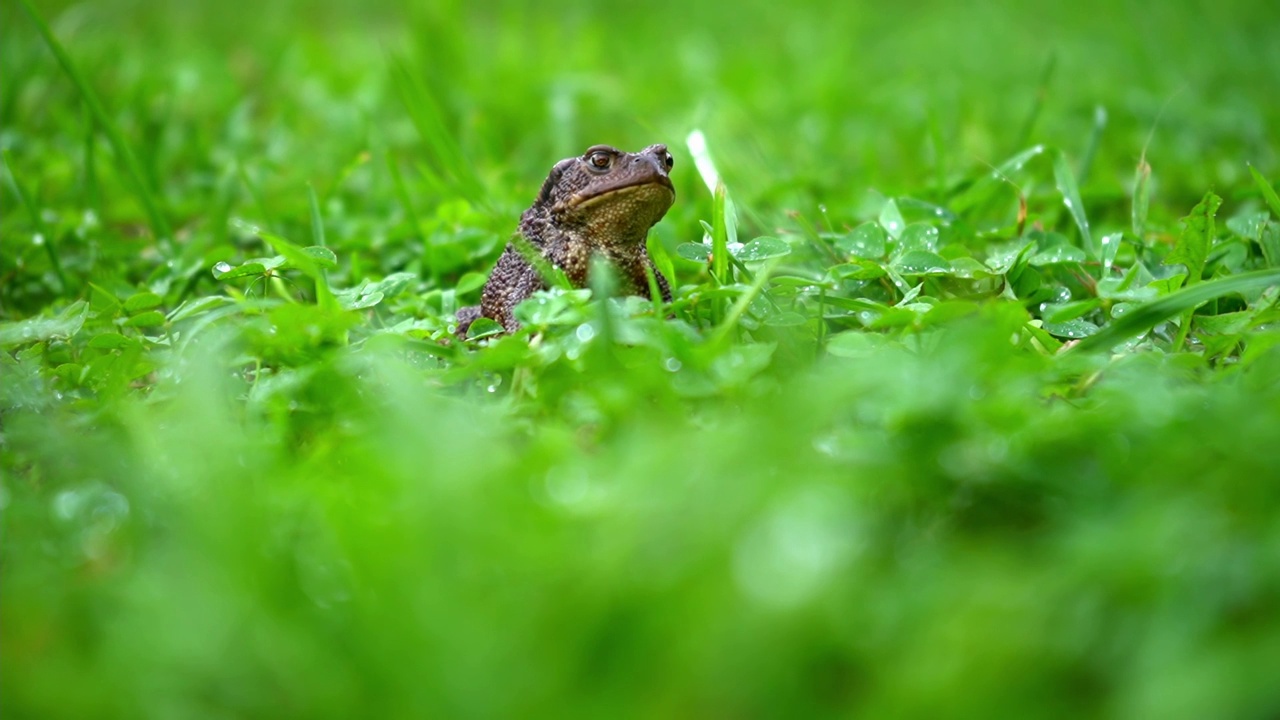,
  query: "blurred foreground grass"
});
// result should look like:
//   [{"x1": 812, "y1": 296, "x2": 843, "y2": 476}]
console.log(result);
[{"x1": 3, "y1": 0, "x2": 1280, "y2": 717}]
